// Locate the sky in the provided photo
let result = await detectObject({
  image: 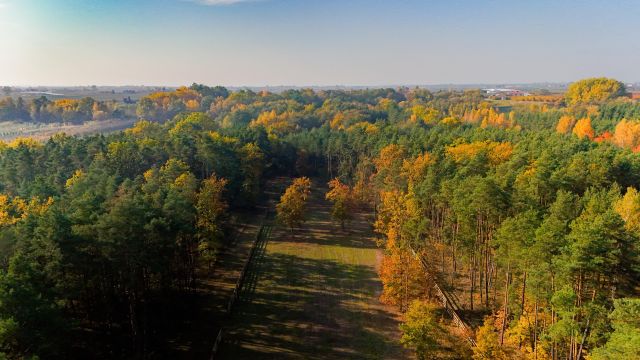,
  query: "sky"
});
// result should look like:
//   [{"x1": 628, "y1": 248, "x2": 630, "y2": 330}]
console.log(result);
[{"x1": 0, "y1": 0, "x2": 638, "y2": 86}]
